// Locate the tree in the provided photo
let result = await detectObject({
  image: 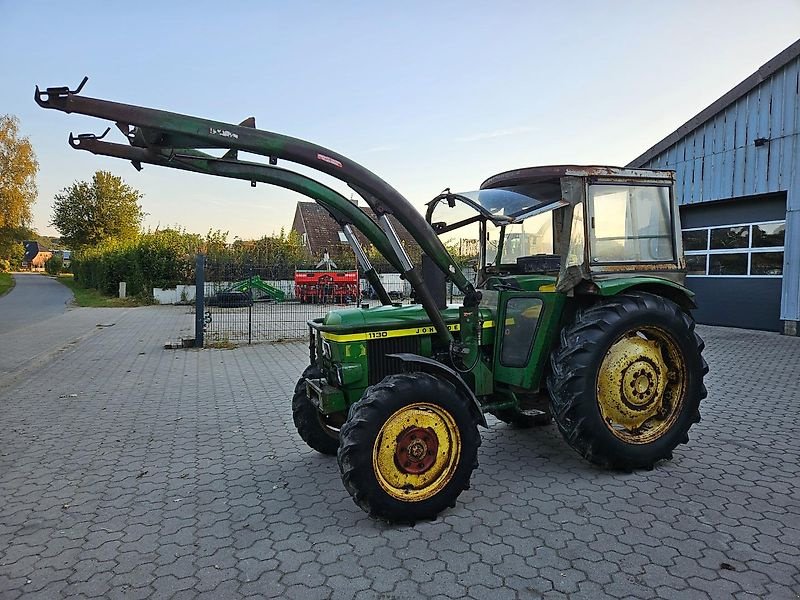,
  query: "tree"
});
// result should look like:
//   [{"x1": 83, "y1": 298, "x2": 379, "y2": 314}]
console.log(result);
[
  {"x1": 0, "y1": 115, "x2": 38, "y2": 230},
  {"x1": 51, "y1": 171, "x2": 145, "y2": 249},
  {"x1": 45, "y1": 253, "x2": 63, "y2": 275},
  {"x1": 0, "y1": 115, "x2": 39, "y2": 264}
]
